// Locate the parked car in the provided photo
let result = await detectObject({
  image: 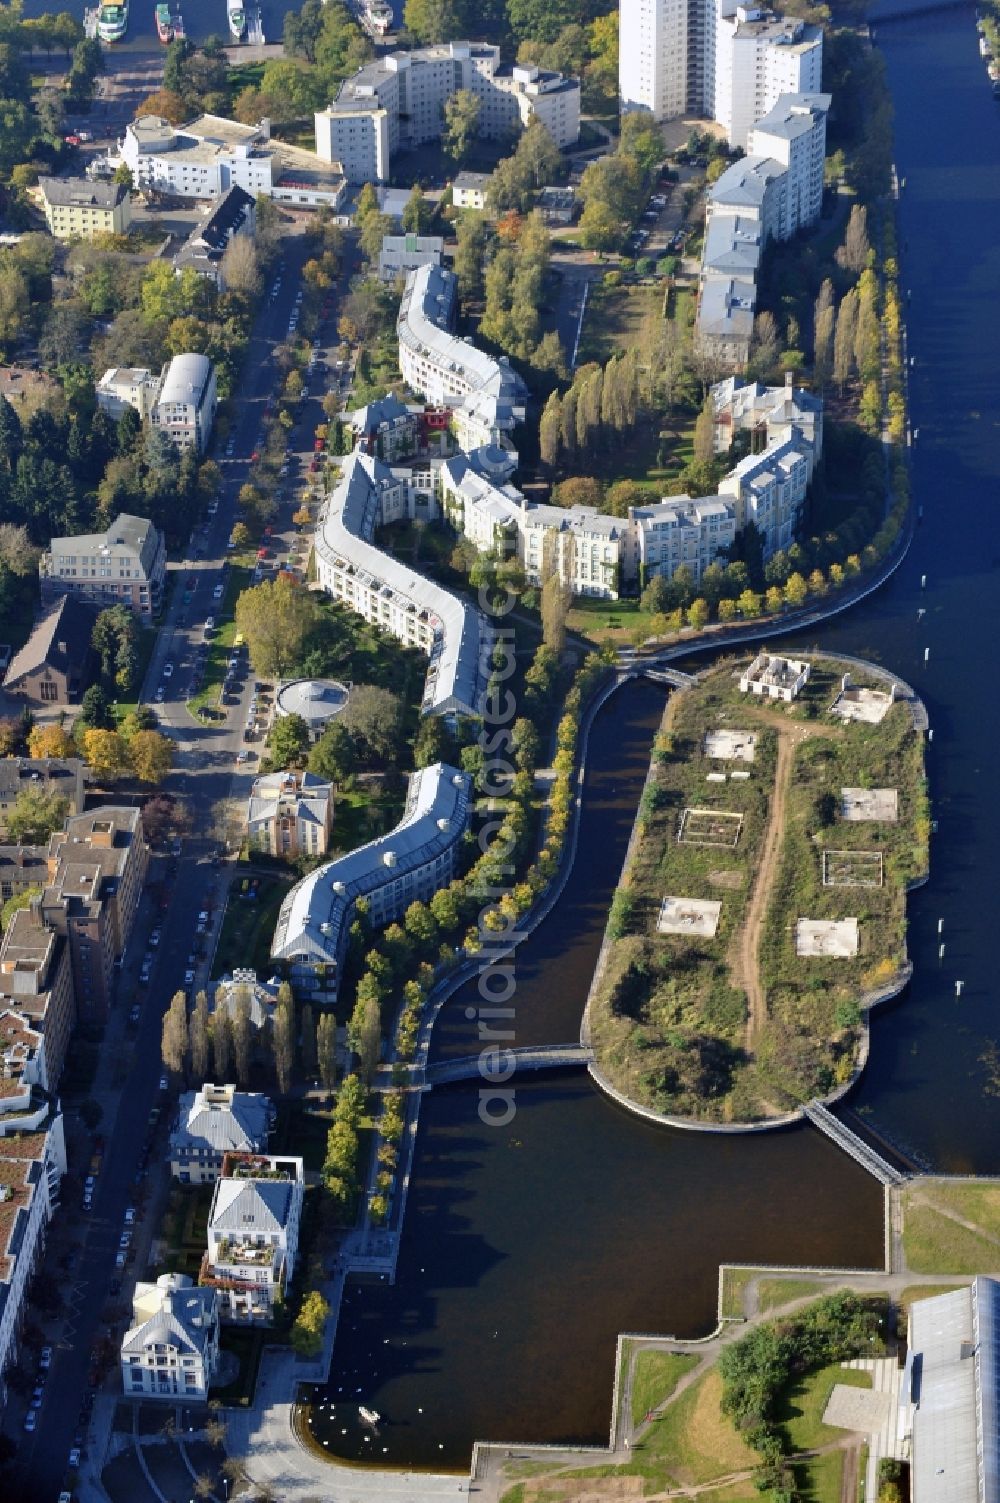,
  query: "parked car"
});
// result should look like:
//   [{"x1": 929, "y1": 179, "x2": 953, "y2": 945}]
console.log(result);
[
  {"x1": 162, "y1": 662, "x2": 174, "y2": 679},
  {"x1": 39, "y1": 1346, "x2": 53, "y2": 1370},
  {"x1": 149, "y1": 928, "x2": 161, "y2": 947},
  {"x1": 24, "y1": 1411, "x2": 37, "y2": 1432},
  {"x1": 129, "y1": 1005, "x2": 141, "y2": 1024},
  {"x1": 213, "y1": 583, "x2": 224, "y2": 601}
]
